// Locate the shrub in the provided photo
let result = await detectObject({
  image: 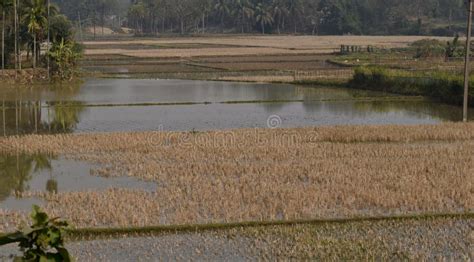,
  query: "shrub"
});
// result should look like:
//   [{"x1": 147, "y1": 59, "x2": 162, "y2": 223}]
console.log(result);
[
  {"x1": 48, "y1": 39, "x2": 83, "y2": 80},
  {"x1": 0, "y1": 205, "x2": 72, "y2": 262},
  {"x1": 410, "y1": 39, "x2": 446, "y2": 58},
  {"x1": 349, "y1": 66, "x2": 474, "y2": 106}
]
